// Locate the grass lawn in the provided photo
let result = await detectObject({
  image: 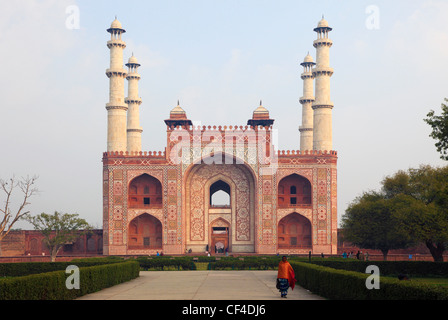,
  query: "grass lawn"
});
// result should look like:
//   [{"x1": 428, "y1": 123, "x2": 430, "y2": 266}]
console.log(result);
[{"x1": 194, "y1": 262, "x2": 210, "y2": 270}]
